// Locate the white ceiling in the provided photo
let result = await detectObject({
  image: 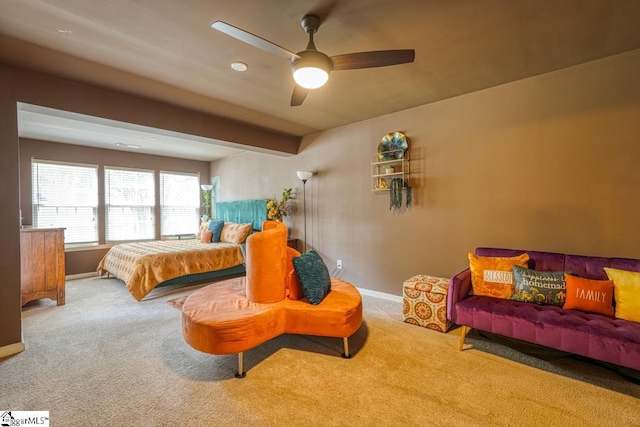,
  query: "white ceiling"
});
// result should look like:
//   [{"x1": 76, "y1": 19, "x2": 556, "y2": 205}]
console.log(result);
[
  {"x1": 18, "y1": 103, "x2": 255, "y2": 161},
  {"x1": 2, "y1": 0, "x2": 640, "y2": 158}
]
